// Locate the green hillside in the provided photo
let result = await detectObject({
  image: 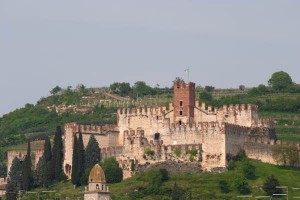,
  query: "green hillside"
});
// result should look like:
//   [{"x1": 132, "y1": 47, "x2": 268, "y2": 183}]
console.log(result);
[{"x1": 26, "y1": 159, "x2": 300, "y2": 200}]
